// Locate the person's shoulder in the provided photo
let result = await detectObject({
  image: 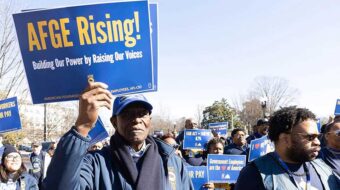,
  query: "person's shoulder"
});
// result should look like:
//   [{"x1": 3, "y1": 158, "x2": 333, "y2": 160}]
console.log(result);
[
  {"x1": 20, "y1": 172, "x2": 38, "y2": 184},
  {"x1": 154, "y1": 137, "x2": 174, "y2": 155},
  {"x1": 235, "y1": 162, "x2": 264, "y2": 190}
]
